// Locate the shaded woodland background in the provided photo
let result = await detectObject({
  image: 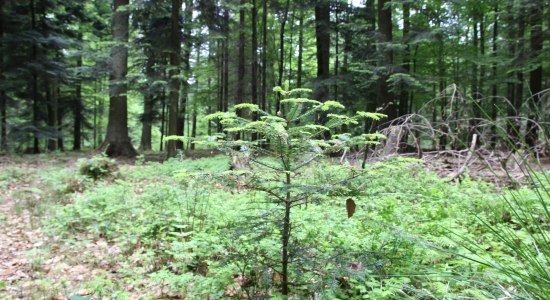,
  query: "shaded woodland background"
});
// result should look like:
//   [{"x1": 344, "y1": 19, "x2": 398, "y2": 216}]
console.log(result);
[{"x1": 0, "y1": 0, "x2": 548, "y2": 157}]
